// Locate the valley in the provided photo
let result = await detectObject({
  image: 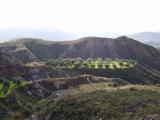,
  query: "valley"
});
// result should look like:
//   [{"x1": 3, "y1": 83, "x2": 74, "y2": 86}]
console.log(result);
[
  {"x1": 0, "y1": 37, "x2": 160, "y2": 120},
  {"x1": 1, "y1": 0, "x2": 160, "y2": 119}
]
